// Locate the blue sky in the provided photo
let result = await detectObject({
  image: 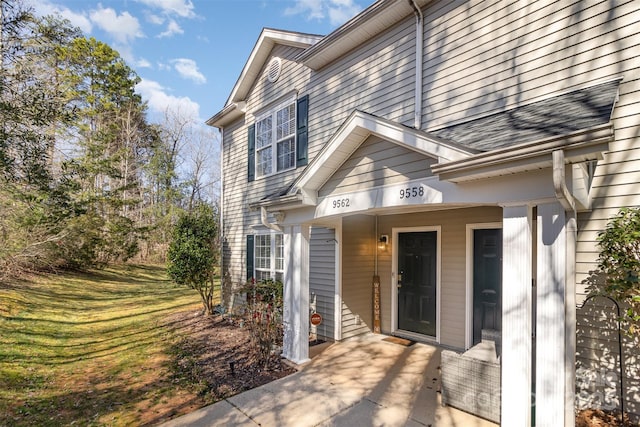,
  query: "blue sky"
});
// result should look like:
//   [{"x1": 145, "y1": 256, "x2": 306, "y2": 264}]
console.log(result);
[{"x1": 30, "y1": 0, "x2": 375, "y2": 125}]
